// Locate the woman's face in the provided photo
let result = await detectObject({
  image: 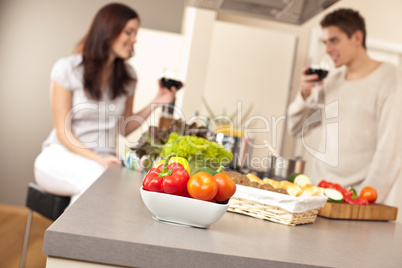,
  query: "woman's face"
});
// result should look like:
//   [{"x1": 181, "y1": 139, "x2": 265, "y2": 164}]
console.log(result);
[{"x1": 110, "y1": 18, "x2": 139, "y2": 60}]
